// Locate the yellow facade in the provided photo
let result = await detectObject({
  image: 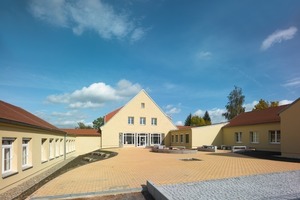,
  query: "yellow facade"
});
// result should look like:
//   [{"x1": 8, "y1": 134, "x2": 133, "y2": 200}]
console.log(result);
[
  {"x1": 169, "y1": 123, "x2": 227, "y2": 149},
  {"x1": 280, "y1": 99, "x2": 300, "y2": 158},
  {"x1": 100, "y1": 90, "x2": 177, "y2": 148},
  {"x1": 75, "y1": 136, "x2": 101, "y2": 155},
  {"x1": 222, "y1": 123, "x2": 281, "y2": 152},
  {"x1": 0, "y1": 123, "x2": 76, "y2": 193}
]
